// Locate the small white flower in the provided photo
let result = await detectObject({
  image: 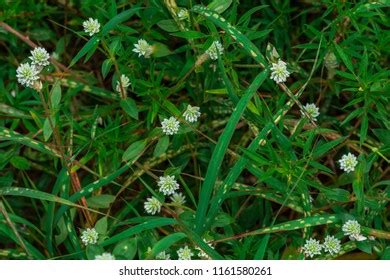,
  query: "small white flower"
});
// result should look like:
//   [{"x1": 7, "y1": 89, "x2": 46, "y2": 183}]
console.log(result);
[
  {"x1": 300, "y1": 103, "x2": 320, "y2": 121},
  {"x1": 342, "y1": 220, "x2": 366, "y2": 241},
  {"x1": 161, "y1": 117, "x2": 180, "y2": 135},
  {"x1": 115, "y1": 74, "x2": 131, "y2": 93},
  {"x1": 302, "y1": 238, "x2": 322, "y2": 258},
  {"x1": 158, "y1": 175, "x2": 180, "y2": 196},
  {"x1": 338, "y1": 153, "x2": 358, "y2": 173},
  {"x1": 29, "y1": 47, "x2": 50, "y2": 67},
  {"x1": 156, "y1": 251, "x2": 171, "y2": 260},
  {"x1": 183, "y1": 105, "x2": 201, "y2": 123},
  {"x1": 177, "y1": 8, "x2": 189, "y2": 20},
  {"x1": 177, "y1": 246, "x2": 193, "y2": 260},
  {"x1": 171, "y1": 192, "x2": 186, "y2": 205},
  {"x1": 133, "y1": 39, "x2": 153, "y2": 58},
  {"x1": 16, "y1": 63, "x2": 40, "y2": 88},
  {"x1": 322, "y1": 235, "x2": 341, "y2": 256},
  {"x1": 206, "y1": 41, "x2": 224, "y2": 60},
  {"x1": 83, "y1": 18, "x2": 100, "y2": 36},
  {"x1": 80, "y1": 228, "x2": 99, "y2": 246},
  {"x1": 144, "y1": 196, "x2": 162, "y2": 215},
  {"x1": 95, "y1": 252, "x2": 115, "y2": 260},
  {"x1": 270, "y1": 59, "x2": 290, "y2": 83}
]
